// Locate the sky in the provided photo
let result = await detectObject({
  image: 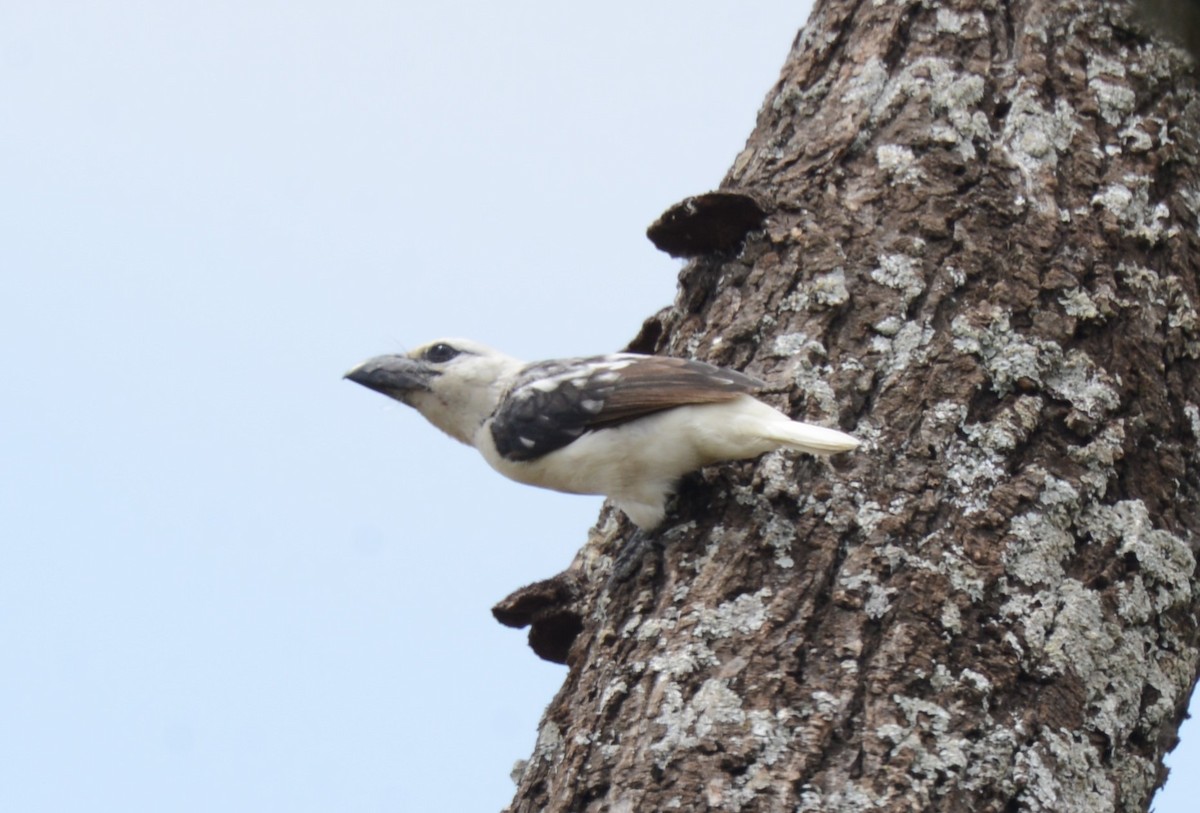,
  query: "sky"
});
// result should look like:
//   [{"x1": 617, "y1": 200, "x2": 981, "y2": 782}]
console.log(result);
[{"x1": 0, "y1": 2, "x2": 1193, "y2": 812}]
